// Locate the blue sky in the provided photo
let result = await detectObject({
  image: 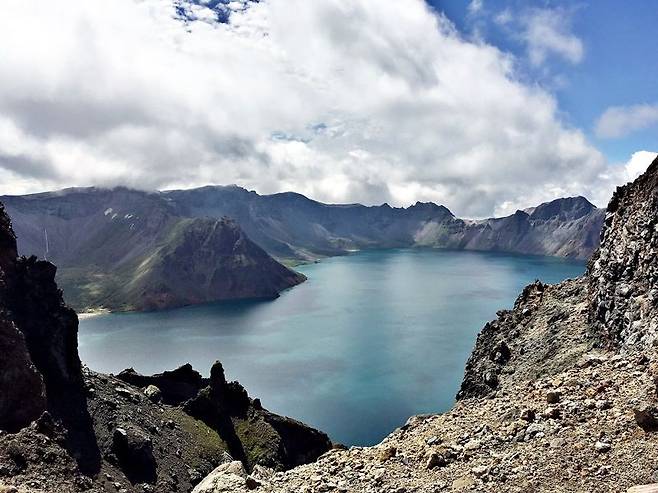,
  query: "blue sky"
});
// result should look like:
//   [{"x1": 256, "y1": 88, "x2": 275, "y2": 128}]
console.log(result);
[{"x1": 431, "y1": 0, "x2": 658, "y2": 163}]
